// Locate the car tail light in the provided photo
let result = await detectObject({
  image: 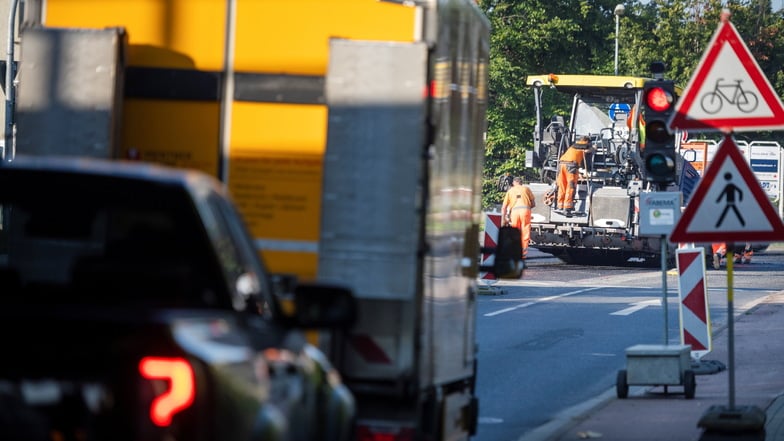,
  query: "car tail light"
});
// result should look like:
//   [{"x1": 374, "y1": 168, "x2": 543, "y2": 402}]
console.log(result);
[
  {"x1": 139, "y1": 356, "x2": 195, "y2": 427},
  {"x1": 356, "y1": 424, "x2": 415, "y2": 441}
]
